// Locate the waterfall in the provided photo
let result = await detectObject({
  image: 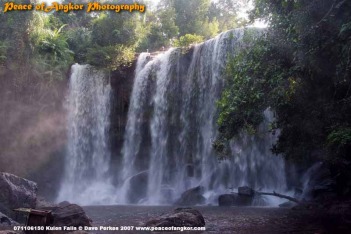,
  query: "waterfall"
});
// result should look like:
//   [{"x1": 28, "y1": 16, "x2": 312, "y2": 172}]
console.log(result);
[
  {"x1": 57, "y1": 28, "x2": 288, "y2": 206},
  {"x1": 118, "y1": 28, "x2": 288, "y2": 205},
  {"x1": 57, "y1": 64, "x2": 115, "y2": 205}
]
